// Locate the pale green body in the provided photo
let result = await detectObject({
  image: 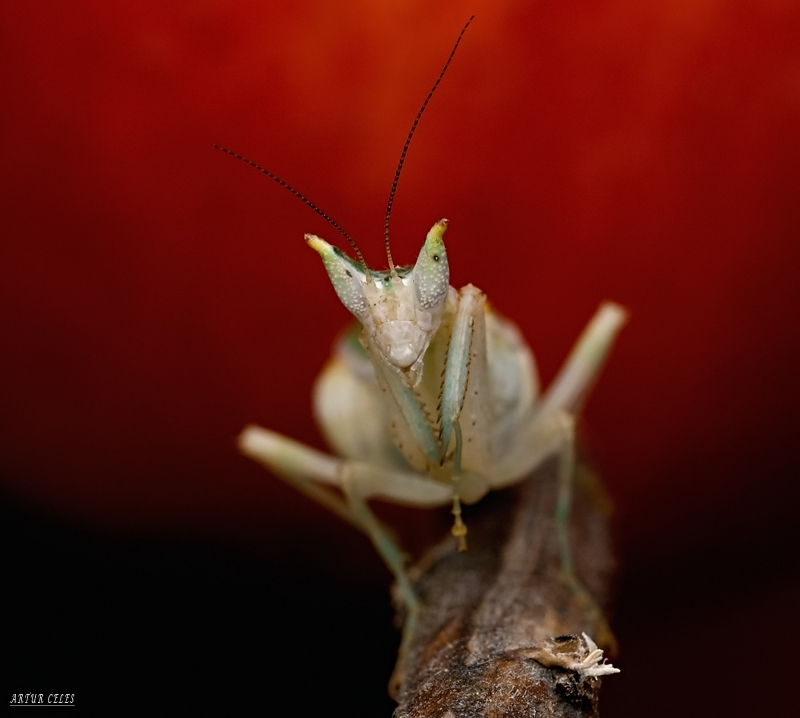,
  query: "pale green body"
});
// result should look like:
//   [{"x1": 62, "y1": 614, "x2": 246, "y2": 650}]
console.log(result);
[
  {"x1": 239, "y1": 219, "x2": 625, "y2": 682},
  {"x1": 313, "y1": 287, "x2": 538, "y2": 506},
  {"x1": 240, "y1": 219, "x2": 625, "y2": 576}
]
